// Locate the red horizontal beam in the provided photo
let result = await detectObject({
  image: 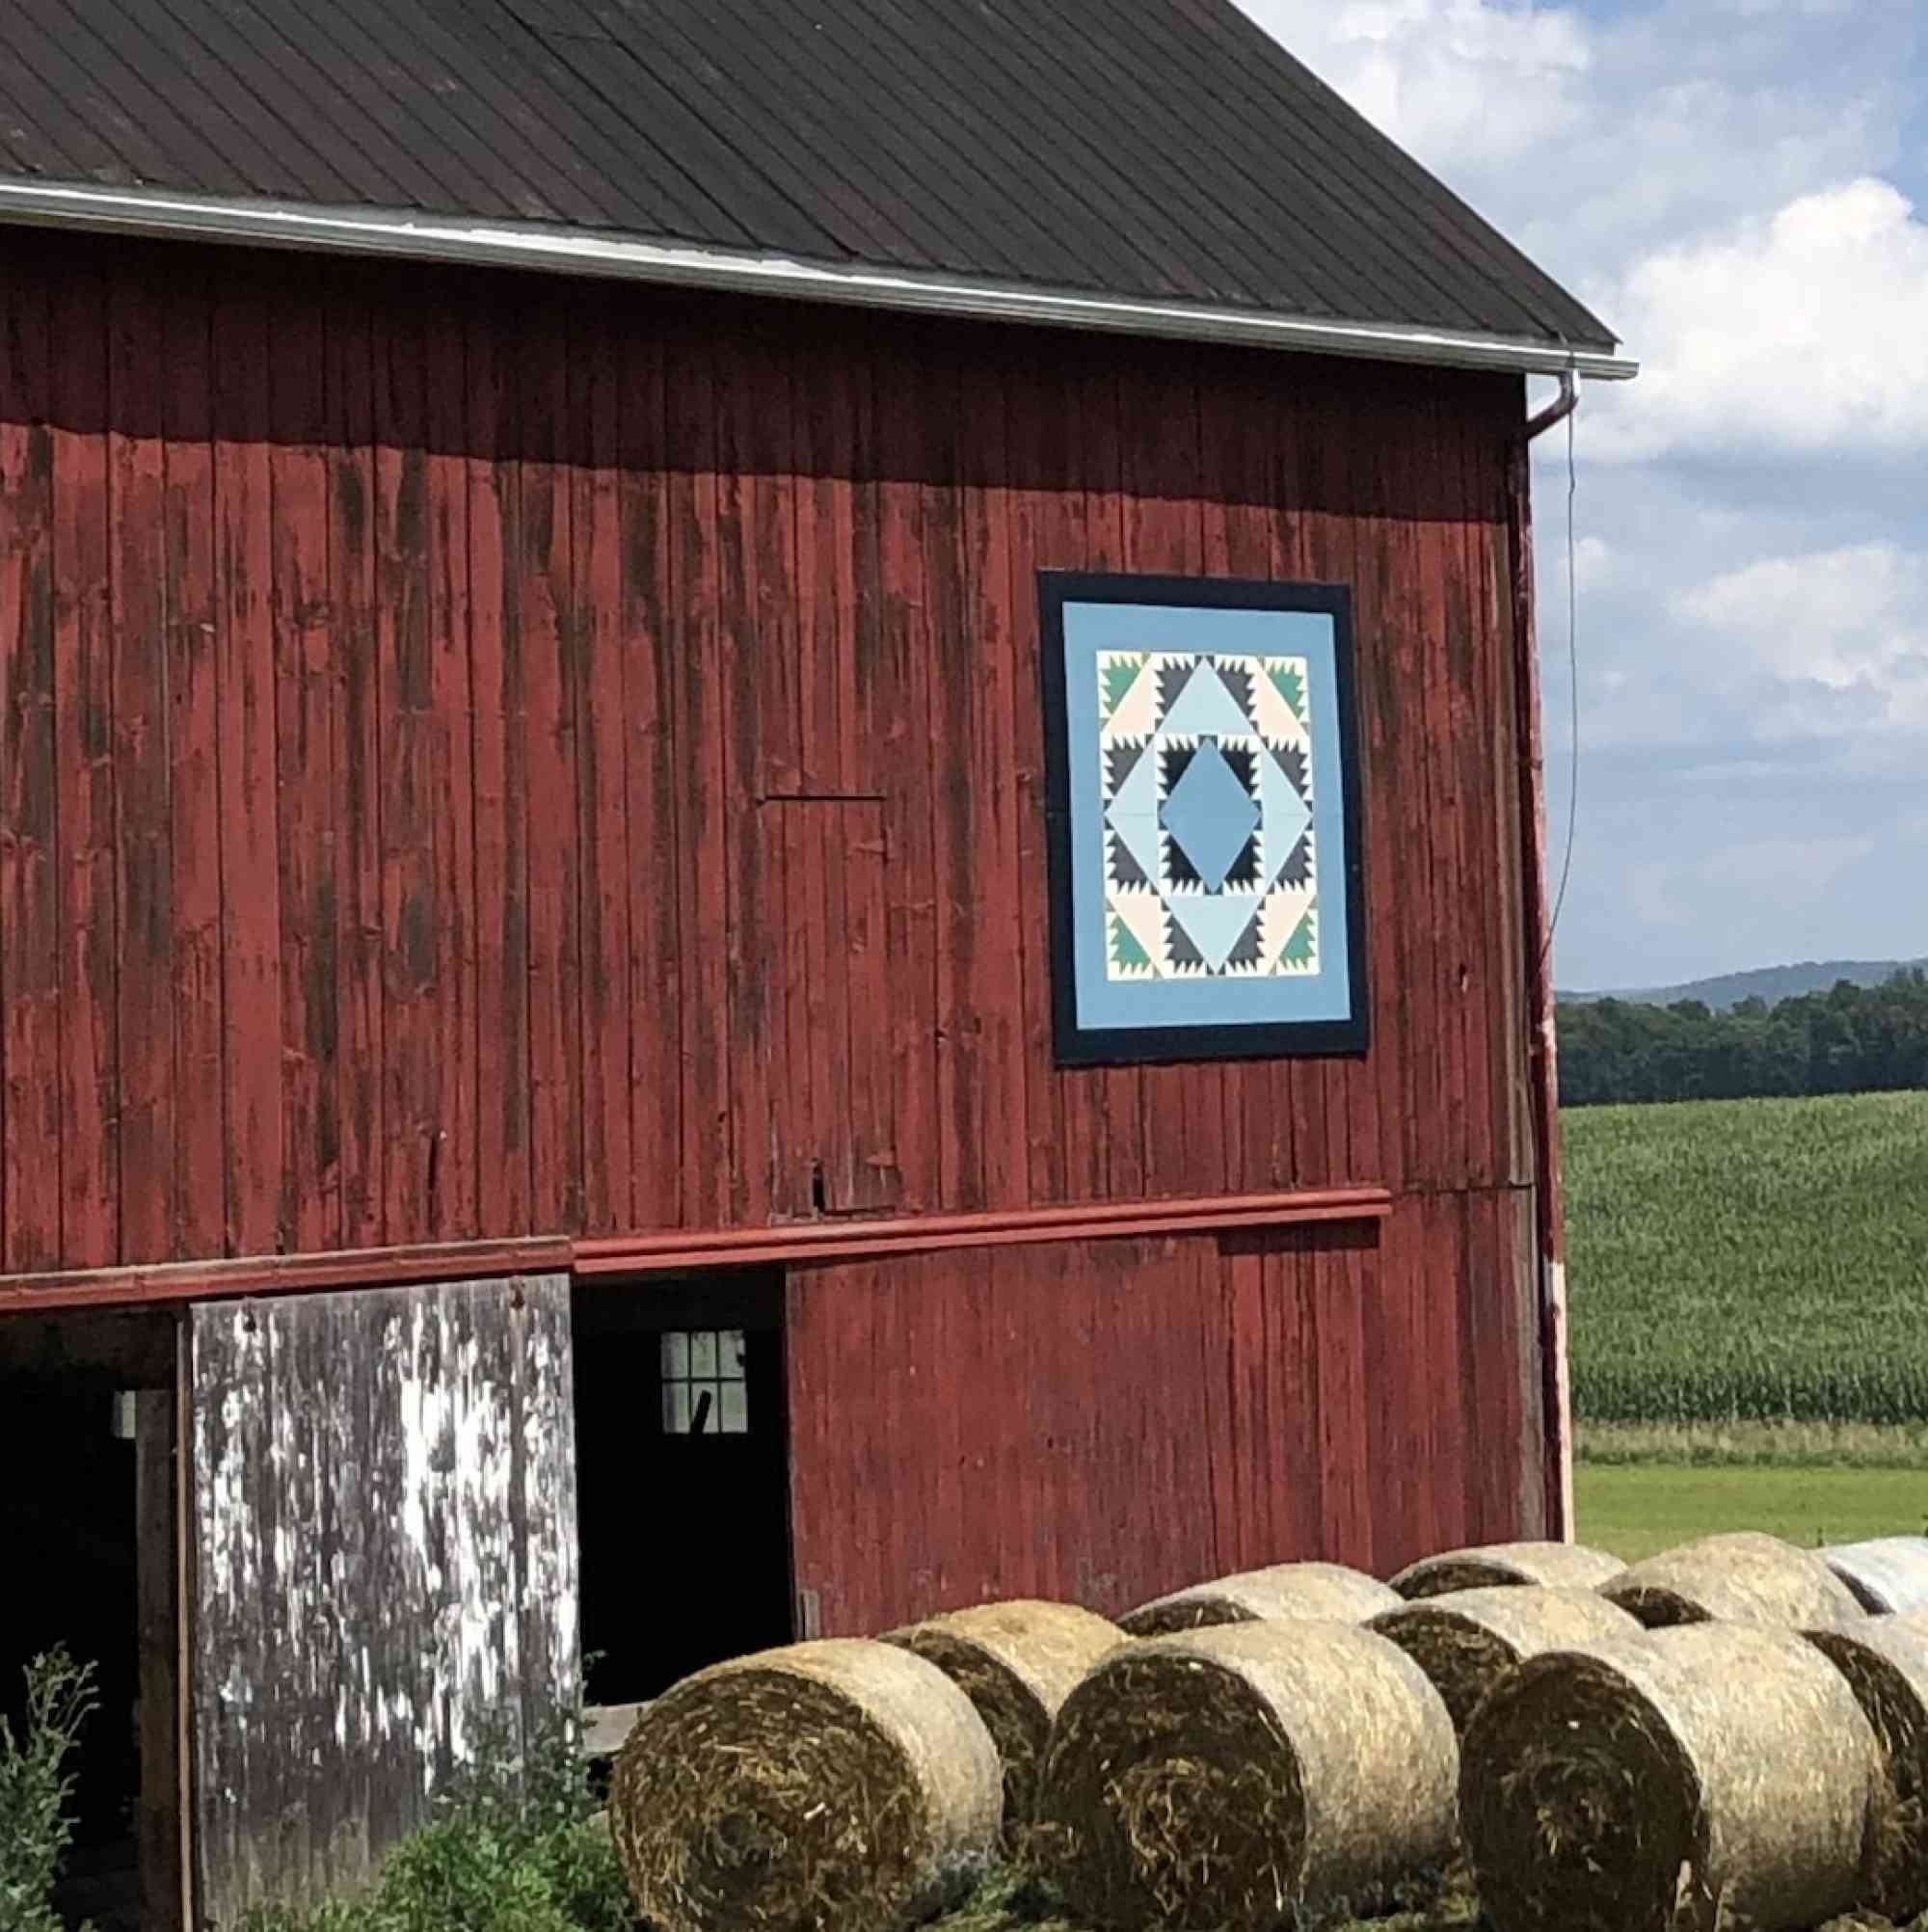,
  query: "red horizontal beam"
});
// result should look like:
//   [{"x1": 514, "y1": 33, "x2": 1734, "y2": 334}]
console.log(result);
[
  {"x1": 0, "y1": 1237, "x2": 576, "y2": 1317},
  {"x1": 572, "y1": 1187, "x2": 1392, "y2": 1276},
  {"x1": 0, "y1": 1188, "x2": 1390, "y2": 1315}
]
